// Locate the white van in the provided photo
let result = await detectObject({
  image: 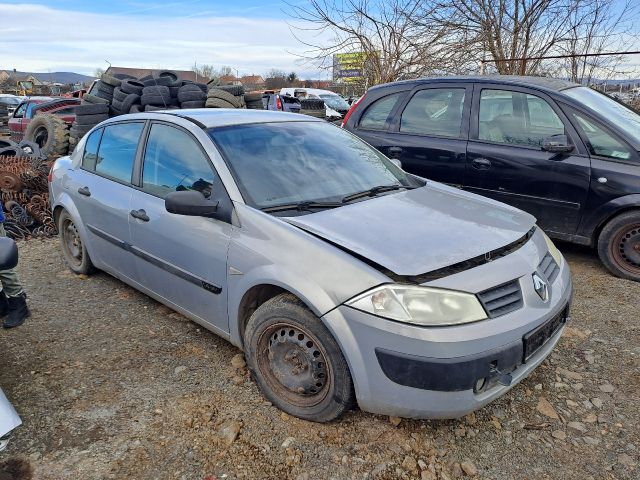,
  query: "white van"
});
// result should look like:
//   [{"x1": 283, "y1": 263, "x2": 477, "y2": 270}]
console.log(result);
[{"x1": 280, "y1": 87, "x2": 351, "y2": 119}]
